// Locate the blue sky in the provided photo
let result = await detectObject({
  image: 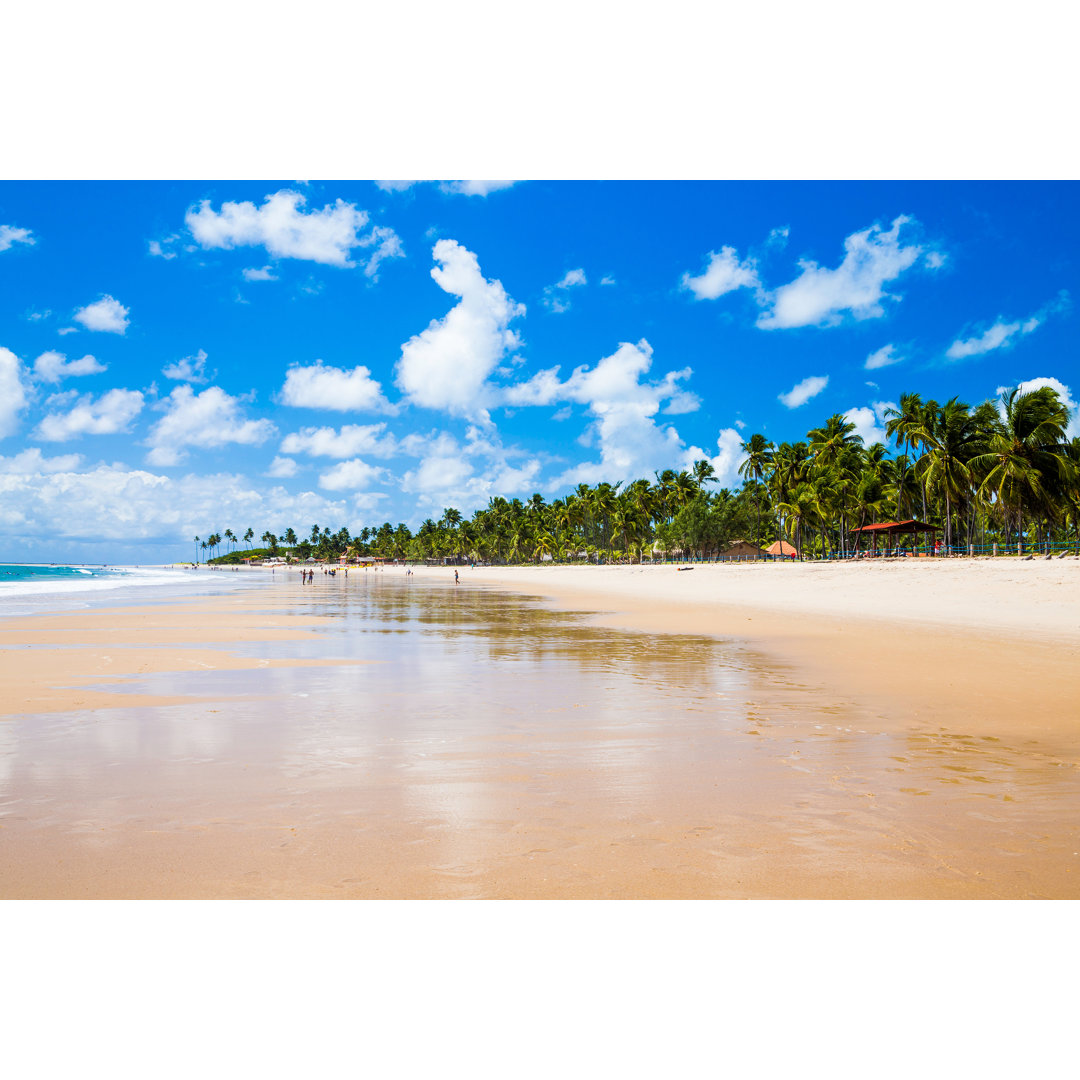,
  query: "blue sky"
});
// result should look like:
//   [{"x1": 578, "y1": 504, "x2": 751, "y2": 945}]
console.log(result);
[{"x1": 1, "y1": 180, "x2": 1077, "y2": 562}]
